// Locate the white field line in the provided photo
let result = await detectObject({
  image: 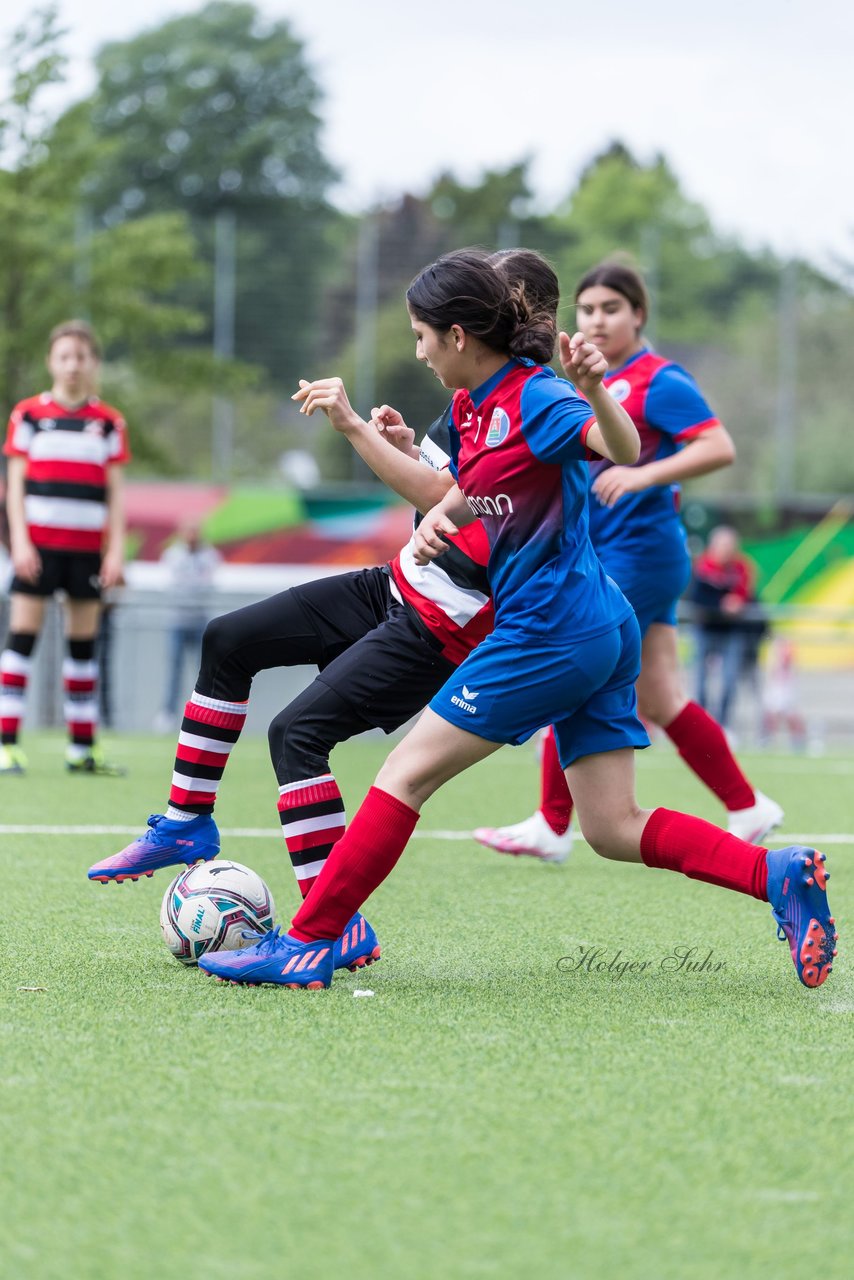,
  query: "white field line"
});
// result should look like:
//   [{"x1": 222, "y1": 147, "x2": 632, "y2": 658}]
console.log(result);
[{"x1": 1, "y1": 824, "x2": 853, "y2": 846}]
